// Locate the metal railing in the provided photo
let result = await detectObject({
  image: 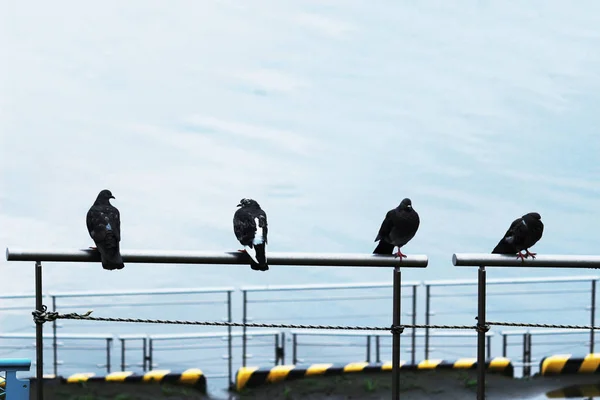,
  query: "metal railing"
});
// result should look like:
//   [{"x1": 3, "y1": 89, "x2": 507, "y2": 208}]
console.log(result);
[
  {"x1": 423, "y1": 275, "x2": 598, "y2": 360},
  {"x1": 500, "y1": 328, "x2": 592, "y2": 377},
  {"x1": 289, "y1": 330, "x2": 494, "y2": 364},
  {"x1": 0, "y1": 333, "x2": 113, "y2": 373},
  {"x1": 452, "y1": 253, "x2": 600, "y2": 400},
  {"x1": 0, "y1": 286, "x2": 234, "y2": 379},
  {"x1": 240, "y1": 281, "x2": 420, "y2": 365},
  {"x1": 5, "y1": 248, "x2": 428, "y2": 400}
]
